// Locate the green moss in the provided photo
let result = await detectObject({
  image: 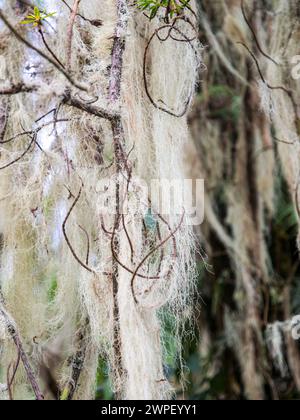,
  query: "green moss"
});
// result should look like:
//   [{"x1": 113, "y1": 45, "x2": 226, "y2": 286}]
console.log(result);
[{"x1": 47, "y1": 274, "x2": 58, "y2": 302}]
